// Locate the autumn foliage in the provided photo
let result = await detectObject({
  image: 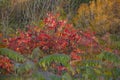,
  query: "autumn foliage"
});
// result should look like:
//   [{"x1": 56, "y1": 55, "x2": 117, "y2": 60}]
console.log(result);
[
  {"x1": 0, "y1": 55, "x2": 13, "y2": 73},
  {"x1": 0, "y1": 0, "x2": 120, "y2": 79},
  {"x1": 5, "y1": 13, "x2": 98, "y2": 61},
  {"x1": 74, "y1": 0, "x2": 120, "y2": 35},
  {"x1": 0, "y1": 12, "x2": 119, "y2": 80}
]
